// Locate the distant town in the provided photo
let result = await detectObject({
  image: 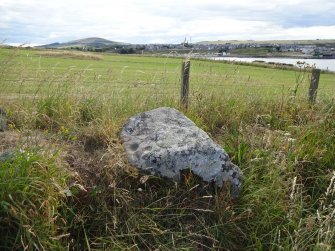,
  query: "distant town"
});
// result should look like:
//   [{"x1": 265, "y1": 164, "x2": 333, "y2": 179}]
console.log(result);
[
  {"x1": 15, "y1": 37, "x2": 335, "y2": 59},
  {"x1": 135, "y1": 41, "x2": 335, "y2": 59}
]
